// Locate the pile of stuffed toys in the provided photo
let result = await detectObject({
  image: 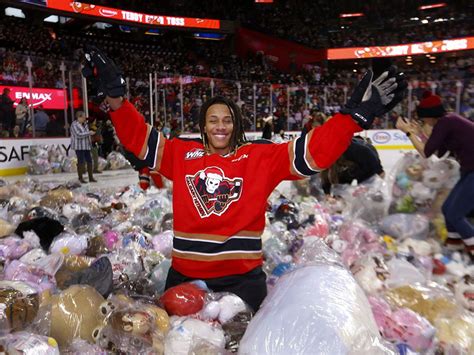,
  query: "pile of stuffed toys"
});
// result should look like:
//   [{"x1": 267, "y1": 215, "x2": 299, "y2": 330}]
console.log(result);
[
  {"x1": 28, "y1": 145, "x2": 130, "y2": 175},
  {"x1": 0, "y1": 151, "x2": 472, "y2": 354}
]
